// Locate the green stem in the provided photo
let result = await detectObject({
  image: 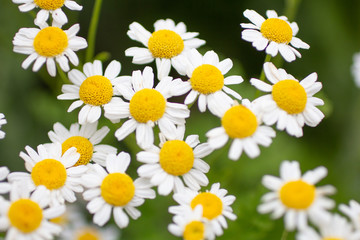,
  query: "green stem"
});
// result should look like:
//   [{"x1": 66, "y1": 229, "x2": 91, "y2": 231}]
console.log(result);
[
  {"x1": 85, "y1": 0, "x2": 103, "y2": 63},
  {"x1": 56, "y1": 64, "x2": 69, "y2": 84},
  {"x1": 284, "y1": 0, "x2": 302, "y2": 22},
  {"x1": 255, "y1": 54, "x2": 272, "y2": 98},
  {"x1": 280, "y1": 230, "x2": 288, "y2": 240}
]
